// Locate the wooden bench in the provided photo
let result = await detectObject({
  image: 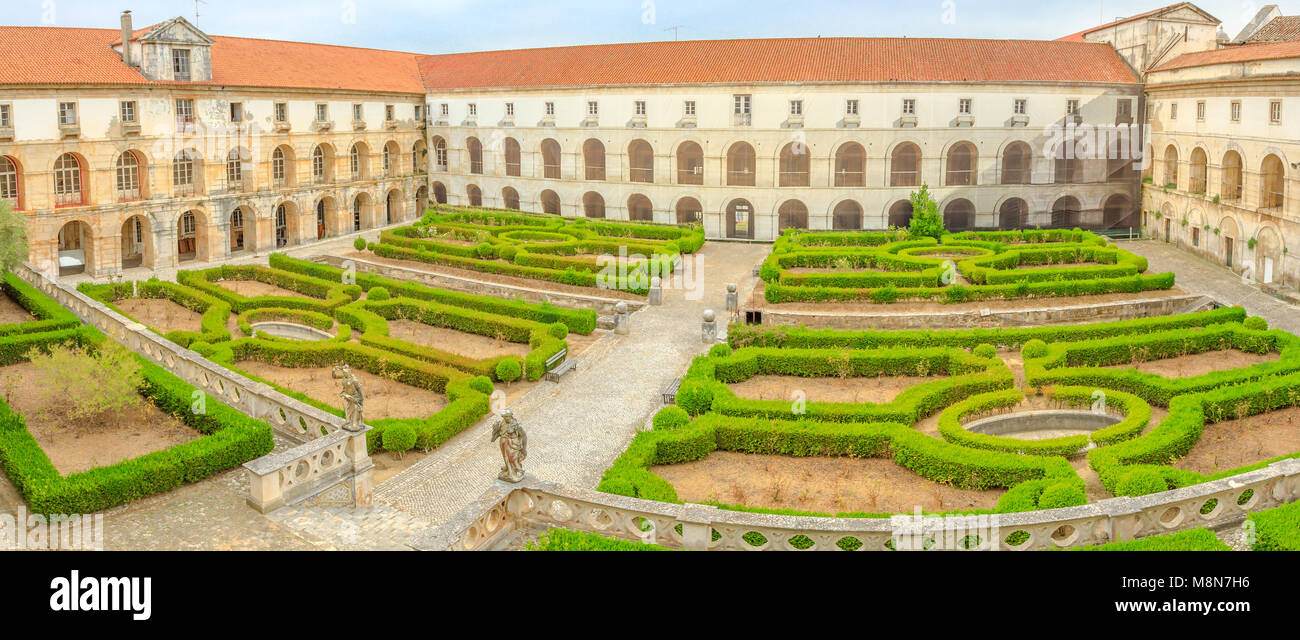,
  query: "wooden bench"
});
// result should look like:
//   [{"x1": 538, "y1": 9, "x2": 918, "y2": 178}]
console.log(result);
[
  {"x1": 545, "y1": 349, "x2": 576, "y2": 382},
  {"x1": 662, "y1": 377, "x2": 682, "y2": 404}
]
